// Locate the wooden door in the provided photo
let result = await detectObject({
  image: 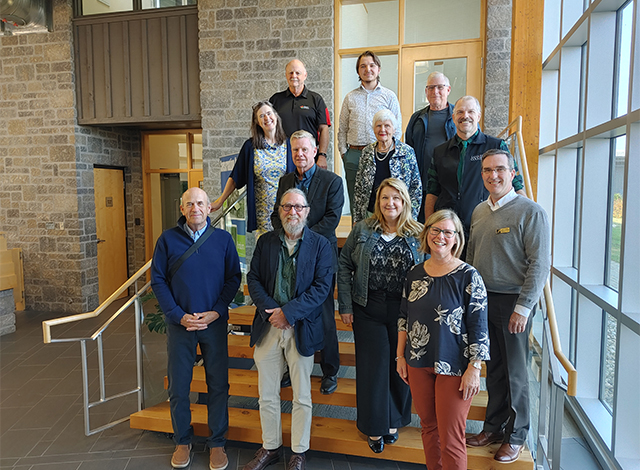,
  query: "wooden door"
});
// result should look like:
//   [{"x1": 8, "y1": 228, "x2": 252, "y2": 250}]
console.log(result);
[
  {"x1": 94, "y1": 168, "x2": 128, "y2": 302},
  {"x1": 400, "y1": 42, "x2": 484, "y2": 134}
]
